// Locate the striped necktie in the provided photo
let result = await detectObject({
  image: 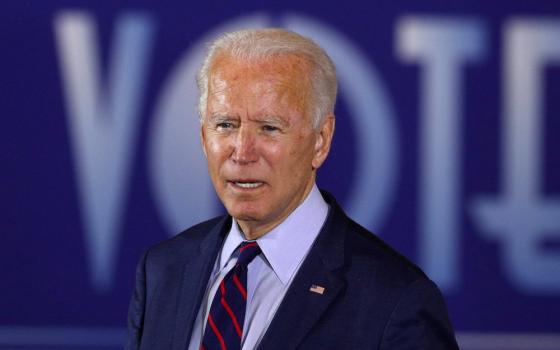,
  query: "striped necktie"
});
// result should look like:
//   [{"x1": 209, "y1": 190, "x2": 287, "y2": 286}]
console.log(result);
[{"x1": 201, "y1": 241, "x2": 261, "y2": 350}]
